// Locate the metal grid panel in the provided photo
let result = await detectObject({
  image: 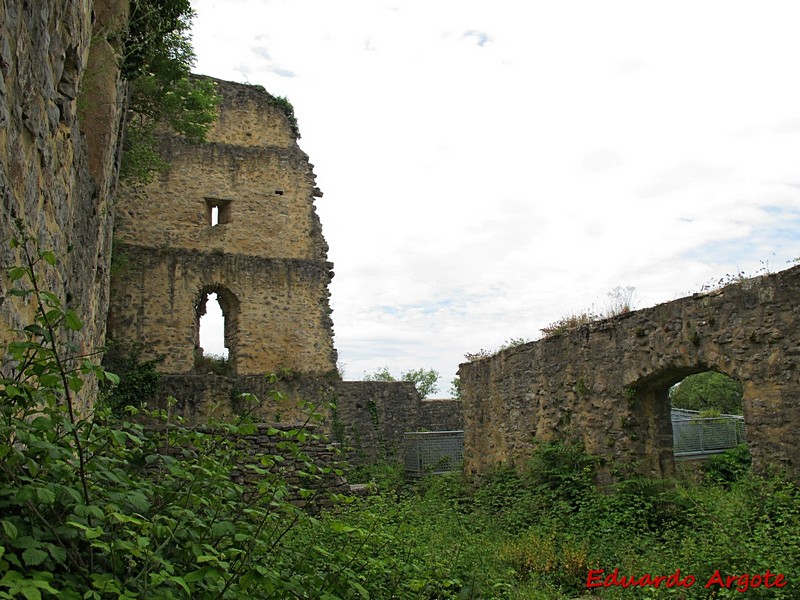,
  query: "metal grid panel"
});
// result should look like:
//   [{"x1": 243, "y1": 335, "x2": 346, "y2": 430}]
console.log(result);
[
  {"x1": 403, "y1": 431, "x2": 464, "y2": 477},
  {"x1": 672, "y1": 414, "x2": 746, "y2": 456}
]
